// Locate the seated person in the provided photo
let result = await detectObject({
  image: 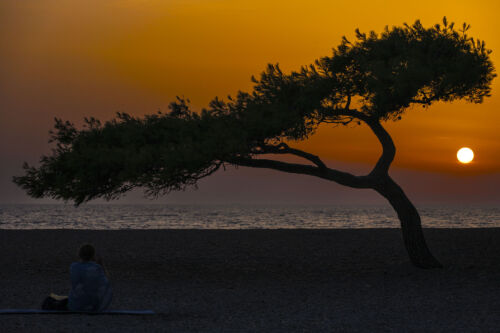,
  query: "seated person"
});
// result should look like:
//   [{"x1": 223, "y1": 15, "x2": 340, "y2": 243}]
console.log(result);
[{"x1": 67, "y1": 244, "x2": 112, "y2": 312}]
